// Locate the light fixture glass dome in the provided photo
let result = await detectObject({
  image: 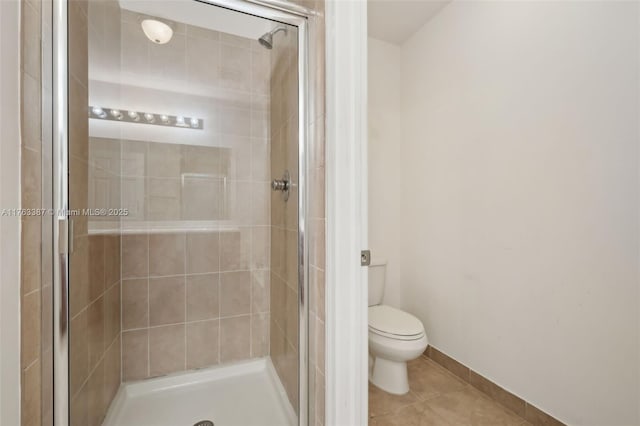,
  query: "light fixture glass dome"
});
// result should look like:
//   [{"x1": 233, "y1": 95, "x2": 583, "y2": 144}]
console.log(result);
[{"x1": 141, "y1": 19, "x2": 173, "y2": 44}]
